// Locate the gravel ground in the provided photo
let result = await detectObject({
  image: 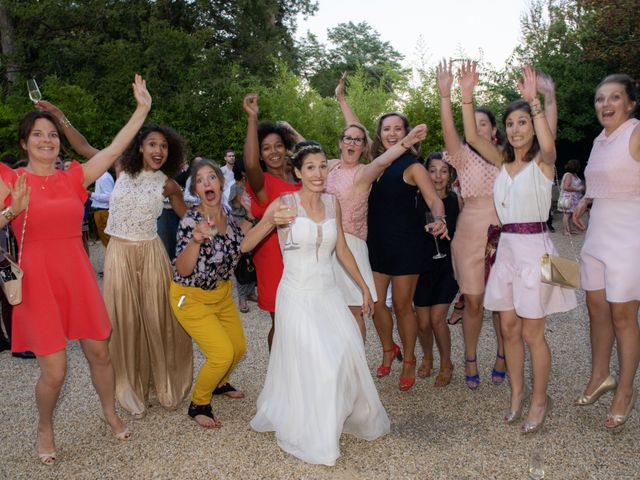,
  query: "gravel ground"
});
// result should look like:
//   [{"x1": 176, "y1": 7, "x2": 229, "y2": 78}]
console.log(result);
[{"x1": 1, "y1": 215, "x2": 639, "y2": 479}]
